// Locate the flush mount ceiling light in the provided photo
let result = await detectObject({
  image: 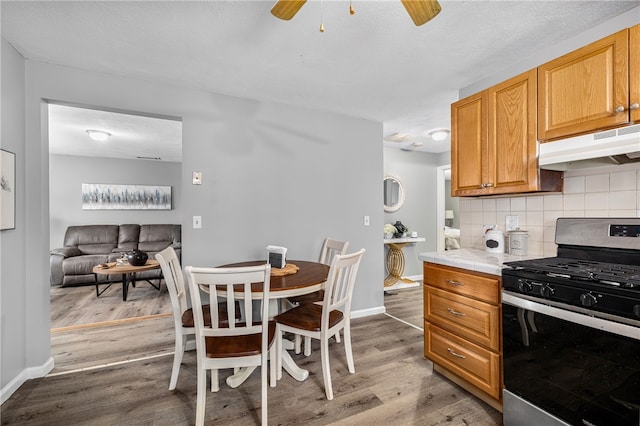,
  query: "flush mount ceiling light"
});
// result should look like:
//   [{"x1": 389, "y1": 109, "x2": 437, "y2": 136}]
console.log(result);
[
  {"x1": 429, "y1": 129, "x2": 450, "y2": 141},
  {"x1": 86, "y1": 130, "x2": 111, "y2": 142}
]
